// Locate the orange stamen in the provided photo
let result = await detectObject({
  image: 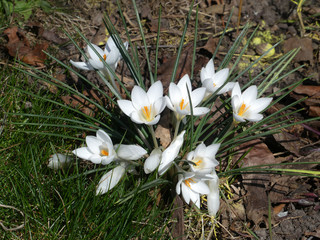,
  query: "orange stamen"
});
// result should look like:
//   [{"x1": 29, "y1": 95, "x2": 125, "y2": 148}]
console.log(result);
[
  {"x1": 195, "y1": 159, "x2": 202, "y2": 167},
  {"x1": 179, "y1": 99, "x2": 188, "y2": 110},
  {"x1": 101, "y1": 149, "x2": 109, "y2": 156},
  {"x1": 141, "y1": 105, "x2": 152, "y2": 121},
  {"x1": 238, "y1": 103, "x2": 250, "y2": 116},
  {"x1": 99, "y1": 54, "x2": 107, "y2": 62},
  {"x1": 184, "y1": 178, "x2": 195, "y2": 188}
]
